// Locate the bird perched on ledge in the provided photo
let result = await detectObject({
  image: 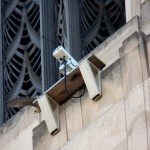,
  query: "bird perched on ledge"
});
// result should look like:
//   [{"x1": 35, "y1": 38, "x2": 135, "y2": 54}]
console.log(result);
[{"x1": 7, "y1": 97, "x2": 41, "y2": 113}]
